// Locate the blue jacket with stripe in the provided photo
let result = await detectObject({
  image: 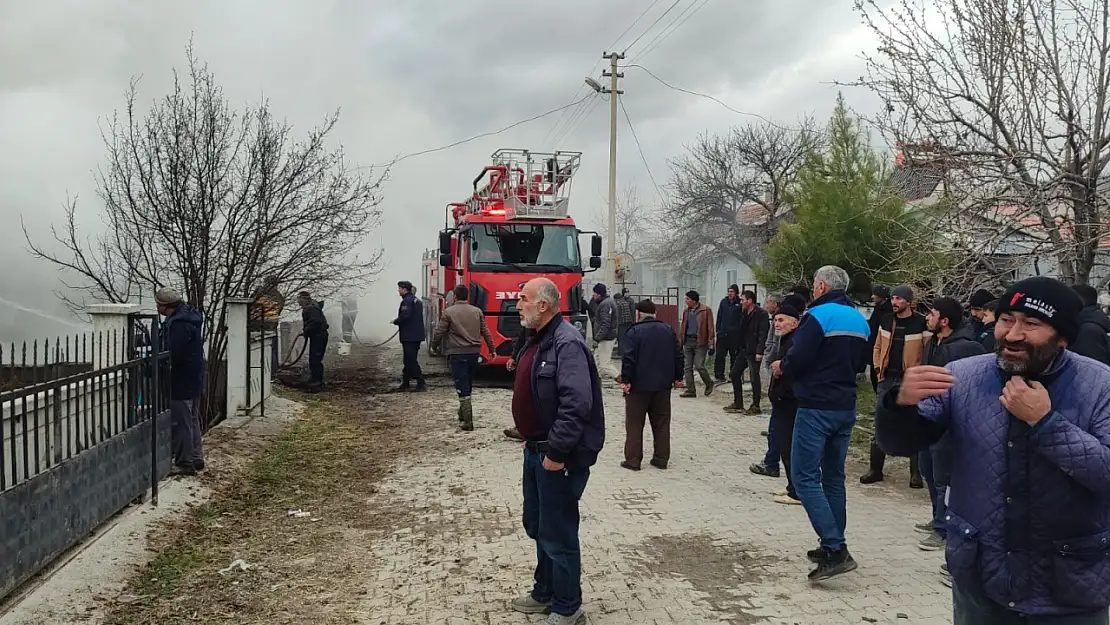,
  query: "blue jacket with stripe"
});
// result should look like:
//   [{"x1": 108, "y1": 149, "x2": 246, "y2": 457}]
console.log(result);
[{"x1": 780, "y1": 290, "x2": 870, "y2": 411}]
